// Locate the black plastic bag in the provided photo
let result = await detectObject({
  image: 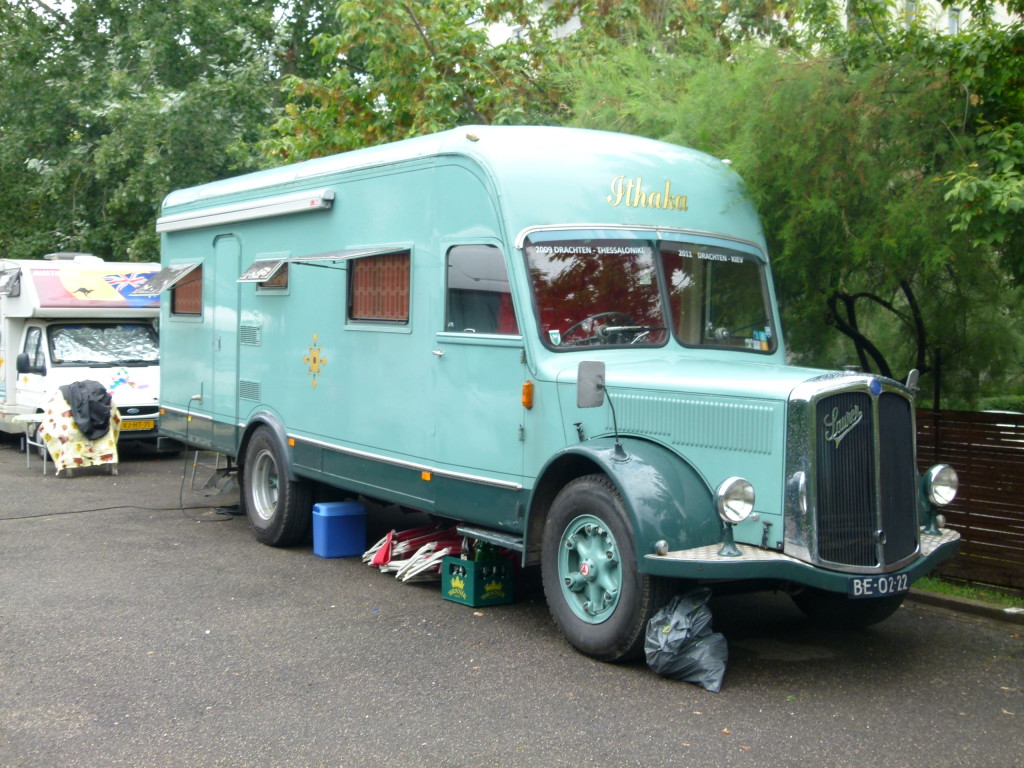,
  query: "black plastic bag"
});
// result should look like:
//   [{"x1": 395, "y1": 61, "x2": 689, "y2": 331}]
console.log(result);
[{"x1": 644, "y1": 588, "x2": 728, "y2": 692}]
